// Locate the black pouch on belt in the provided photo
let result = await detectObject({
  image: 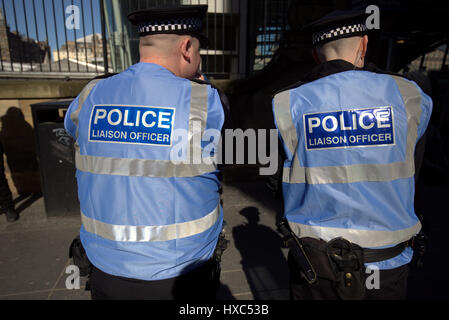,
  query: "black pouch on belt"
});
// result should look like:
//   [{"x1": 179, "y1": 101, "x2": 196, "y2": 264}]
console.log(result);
[
  {"x1": 326, "y1": 238, "x2": 366, "y2": 300},
  {"x1": 211, "y1": 223, "x2": 230, "y2": 281},
  {"x1": 68, "y1": 235, "x2": 92, "y2": 277}
]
